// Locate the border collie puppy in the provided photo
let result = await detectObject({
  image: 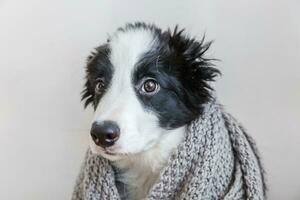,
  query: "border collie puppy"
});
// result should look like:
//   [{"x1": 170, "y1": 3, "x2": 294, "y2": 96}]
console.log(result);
[{"x1": 82, "y1": 22, "x2": 219, "y2": 200}]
